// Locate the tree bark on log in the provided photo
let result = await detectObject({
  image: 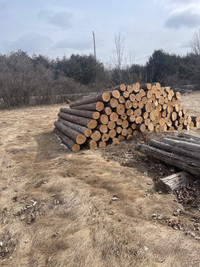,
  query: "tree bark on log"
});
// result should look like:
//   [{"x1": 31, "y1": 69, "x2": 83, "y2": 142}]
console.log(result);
[
  {"x1": 73, "y1": 101, "x2": 104, "y2": 112},
  {"x1": 149, "y1": 139, "x2": 200, "y2": 161},
  {"x1": 70, "y1": 92, "x2": 110, "y2": 108},
  {"x1": 54, "y1": 121, "x2": 86, "y2": 145},
  {"x1": 60, "y1": 108, "x2": 100, "y2": 120},
  {"x1": 54, "y1": 128, "x2": 80, "y2": 152},
  {"x1": 162, "y1": 138, "x2": 200, "y2": 153},
  {"x1": 178, "y1": 132, "x2": 200, "y2": 143},
  {"x1": 135, "y1": 144, "x2": 200, "y2": 177},
  {"x1": 154, "y1": 172, "x2": 193, "y2": 193},
  {"x1": 58, "y1": 118, "x2": 92, "y2": 137},
  {"x1": 58, "y1": 112, "x2": 97, "y2": 129}
]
